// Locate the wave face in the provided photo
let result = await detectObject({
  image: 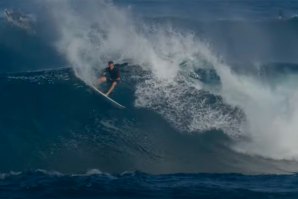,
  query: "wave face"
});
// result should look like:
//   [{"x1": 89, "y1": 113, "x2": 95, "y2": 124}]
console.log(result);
[
  {"x1": 1, "y1": 67, "x2": 298, "y2": 175},
  {"x1": 1, "y1": 0, "x2": 298, "y2": 174}
]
